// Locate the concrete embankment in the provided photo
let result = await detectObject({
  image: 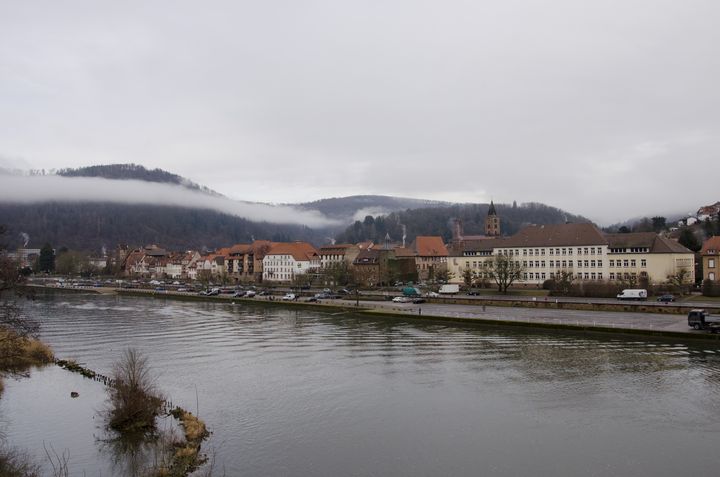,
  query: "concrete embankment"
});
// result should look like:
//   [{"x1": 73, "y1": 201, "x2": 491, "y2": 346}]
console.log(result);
[{"x1": 32, "y1": 285, "x2": 720, "y2": 342}]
